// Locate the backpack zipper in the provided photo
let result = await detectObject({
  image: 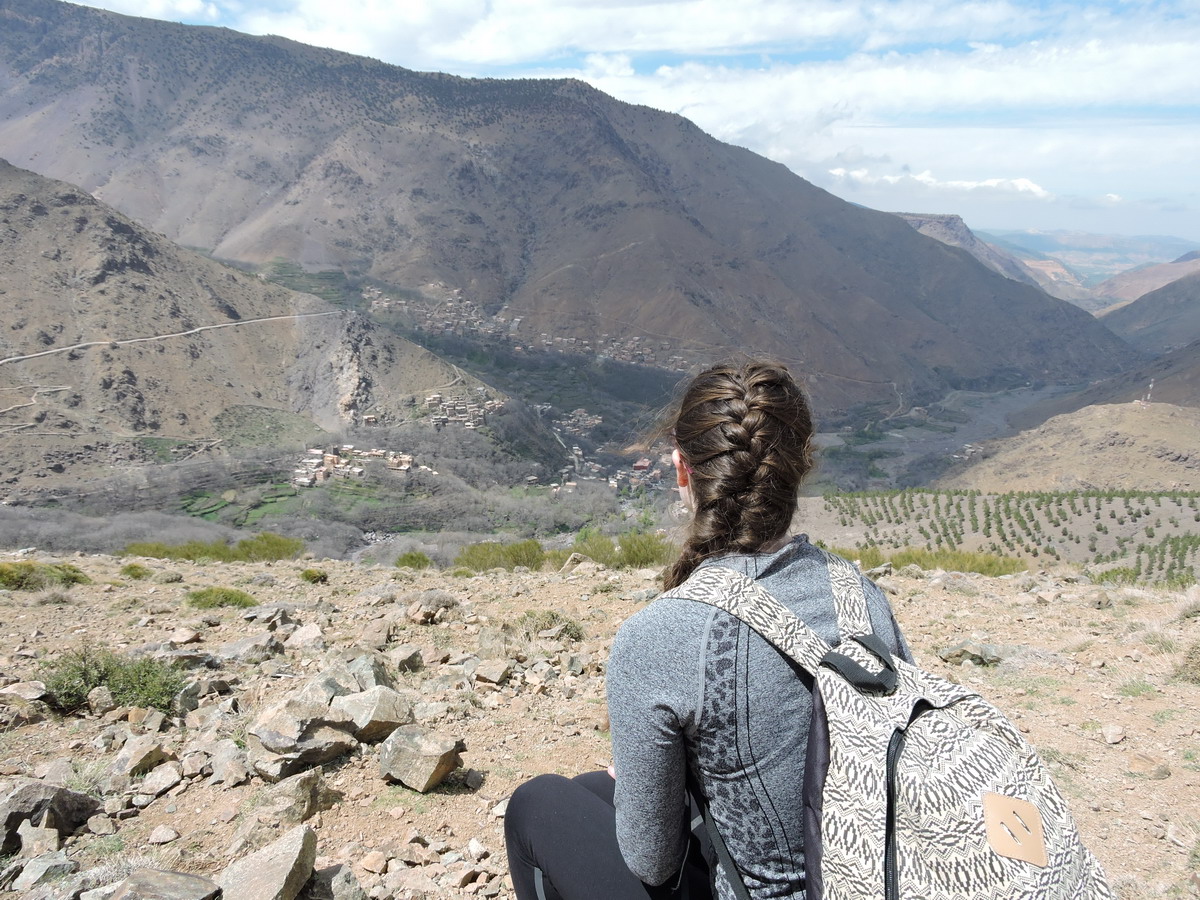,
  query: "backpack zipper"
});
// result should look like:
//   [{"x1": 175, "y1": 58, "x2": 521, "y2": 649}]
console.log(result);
[{"x1": 884, "y1": 728, "x2": 904, "y2": 900}]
